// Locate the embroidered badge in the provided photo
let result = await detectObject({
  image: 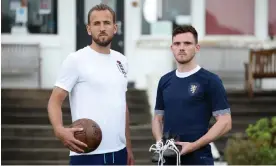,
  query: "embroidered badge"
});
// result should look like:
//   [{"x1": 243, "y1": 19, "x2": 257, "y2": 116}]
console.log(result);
[
  {"x1": 116, "y1": 60, "x2": 127, "y2": 78},
  {"x1": 188, "y1": 83, "x2": 200, "y2": 95}
]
